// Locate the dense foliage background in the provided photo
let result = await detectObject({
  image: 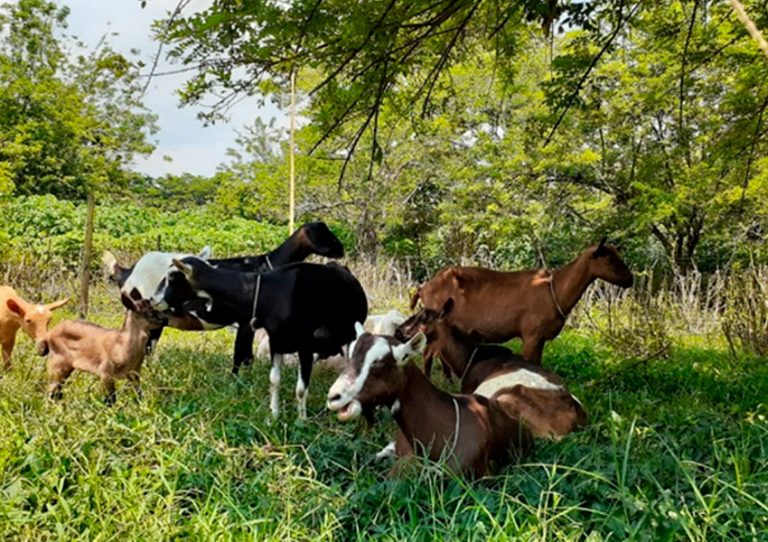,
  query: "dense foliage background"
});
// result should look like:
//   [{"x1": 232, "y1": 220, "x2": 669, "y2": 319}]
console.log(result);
[{"x1": 1, "y1": 0, "x2": 767, "y2": 279}]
